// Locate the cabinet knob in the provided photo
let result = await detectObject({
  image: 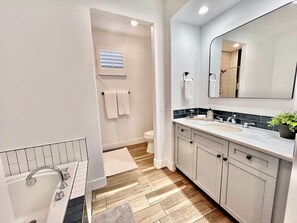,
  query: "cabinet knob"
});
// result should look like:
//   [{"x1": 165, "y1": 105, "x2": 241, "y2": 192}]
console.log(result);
[
  {"x1": 190, "y1": 141, "x2": 193, "y2": 144},
  {"x1": 223, "y1": 157, "x2": 228, "y2": 161},
  {"x1": 217, "y1": 154, "x2": 221, "y2": 158},
  {"x1": 181, "y1": 129, "x2": 184, "y2": 132},
  {"x1": 246, "y1": 155, "x2": 252, "y2": 160}
]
